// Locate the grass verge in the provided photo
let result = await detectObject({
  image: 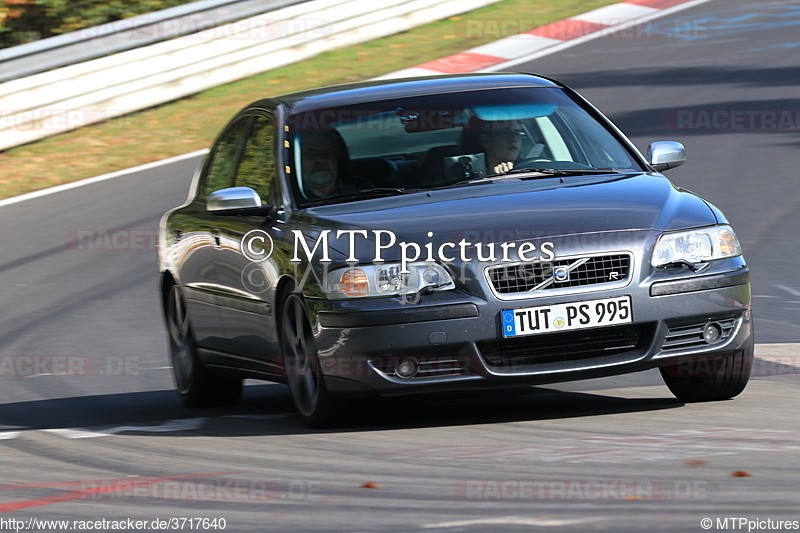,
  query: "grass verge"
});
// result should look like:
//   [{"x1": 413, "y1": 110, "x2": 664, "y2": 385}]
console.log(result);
[{"x1": 0, "y1": 0, "x2": 618, "y2": 199}]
